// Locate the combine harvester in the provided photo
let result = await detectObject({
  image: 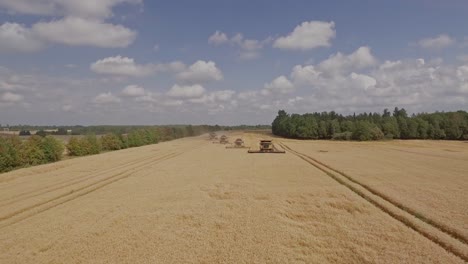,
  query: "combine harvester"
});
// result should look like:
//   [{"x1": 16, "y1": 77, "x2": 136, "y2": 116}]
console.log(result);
[
  {"x1": 248, "y1": 140, "x2": 285, "y2": 154},
  {"x1": 219, "y1": 135, "x2": 229, "y2": 144},
  {"x1": 208, "y1": 132, "x2": 218, "y2": 140},
  {"x1": 226, "y1": 138, "x2": 248, "y2": 149}
]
